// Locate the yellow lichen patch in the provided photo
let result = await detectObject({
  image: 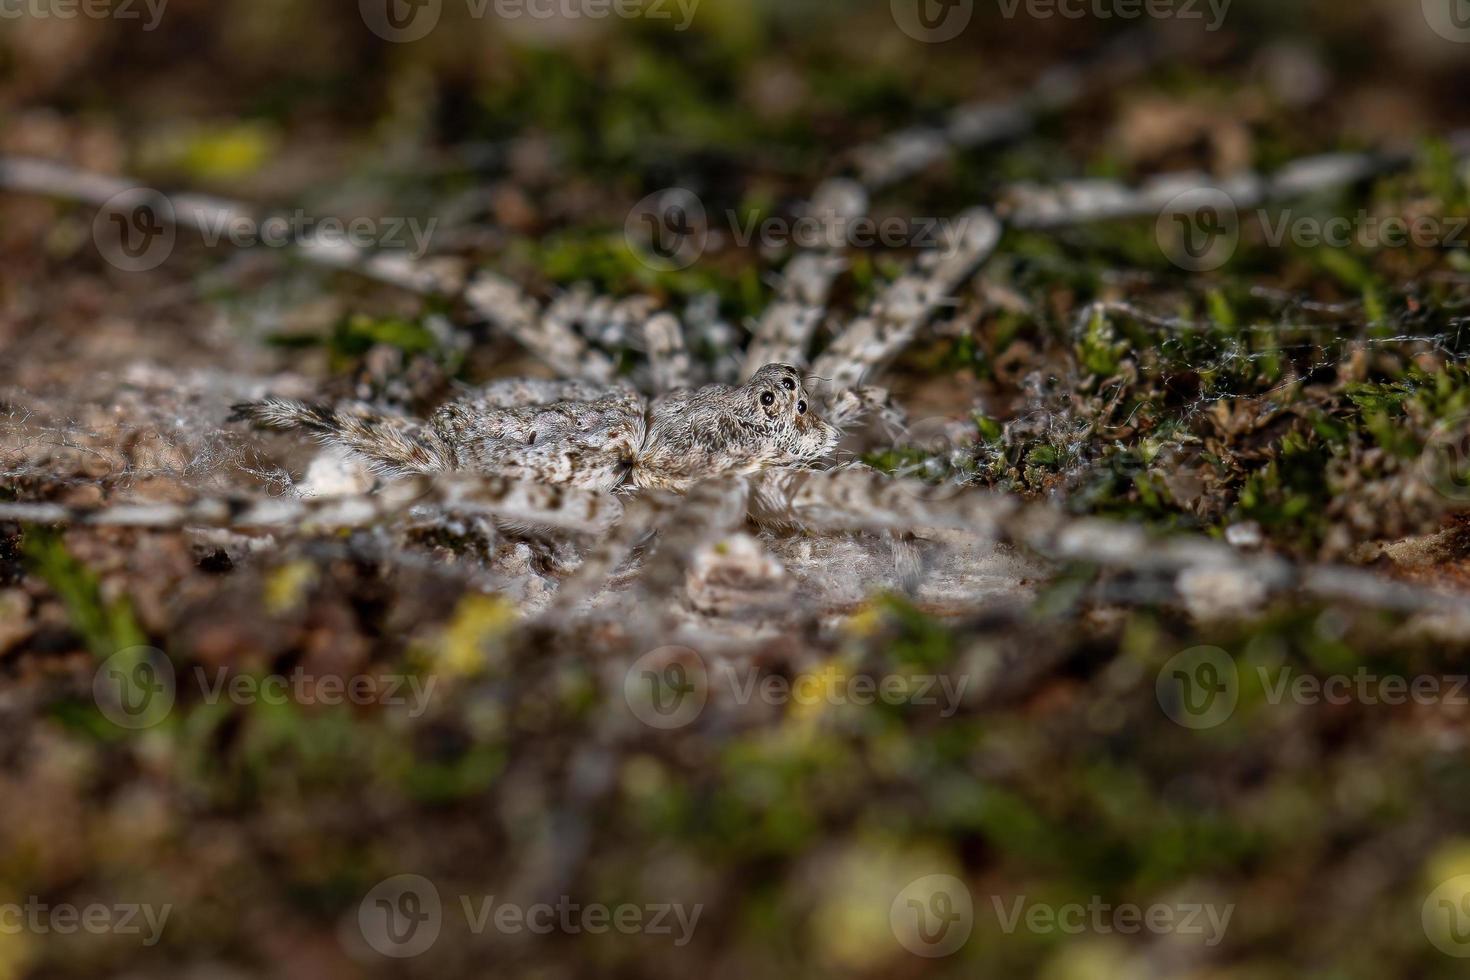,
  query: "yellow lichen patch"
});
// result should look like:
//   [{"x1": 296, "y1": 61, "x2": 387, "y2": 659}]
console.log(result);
[
  {"x1": 810, "y1": 840, "x2": 963, "y2": 969},
  {"x1": 424, "y1": 594, "x2": 518, "y2": 678},
  {"x1": 1039, "y1": 938, "x2": 1136, "y2": 980},
  {"x1": 263, "y1": 561, "x2": 317, "y2": 616},
  {"x1": 1424, "y1": 839, "x2": 1470, "y2": 886},
  {"x1": 786, "y1": 660, "x2": 849, "y2": 724},
  {"x1": 842, "y1": 602, "x2": 885, "y2": 640},
  {"x1": 140, "y1": 122, "x2": 278, "y2": 182},
  {"x1": 0, "y1": 928, "x2": 35, "y2": 980}
]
